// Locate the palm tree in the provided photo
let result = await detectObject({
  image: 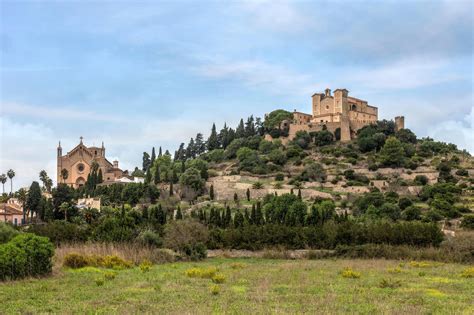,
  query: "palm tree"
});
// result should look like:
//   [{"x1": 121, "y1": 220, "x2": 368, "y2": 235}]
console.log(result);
[
  {"x1": 7, "y1": 169, "x2": 15, "y2": 195},
  {"x1": 45, "y1": 178, "x2": 53, "y2": 193},
  {"x1": 17, "y1": 188, "x2": 27, "y2": 224},
  {"x1": 39, "y1": 170, "x2": 48, "y2": 189},
  {"x1": 61, "y1": 169, "x2": 69, "y2": 183},
  {"x1": 0, "y1": 174, "x2": 6, "y2": 194}
]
